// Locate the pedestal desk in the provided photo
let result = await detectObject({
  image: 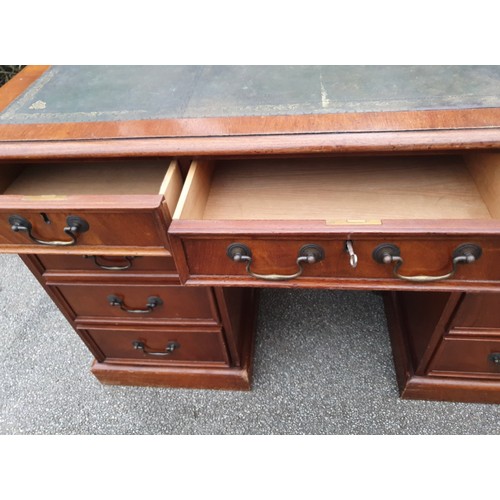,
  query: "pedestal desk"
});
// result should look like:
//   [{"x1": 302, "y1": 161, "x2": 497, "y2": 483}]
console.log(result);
[{"x1": 1, "y1": 66, "x2": 500, "y2": 403}]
